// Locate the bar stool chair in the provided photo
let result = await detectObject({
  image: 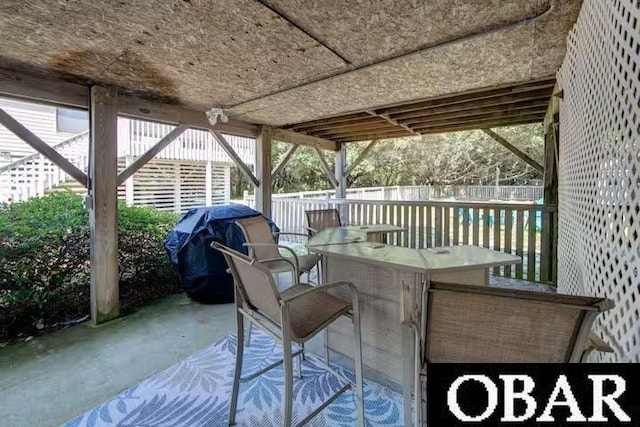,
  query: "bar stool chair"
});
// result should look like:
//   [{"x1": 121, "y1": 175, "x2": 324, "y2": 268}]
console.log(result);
[
  {"x1": 305, "y1": 208, "x2": 342, "y2": 236},
  {"x1": 212, "y1": 242, "x2": 365, "y2": 427},
  {"x1": 236, "y1": 215, "x2": 320, "y2": 286}
]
